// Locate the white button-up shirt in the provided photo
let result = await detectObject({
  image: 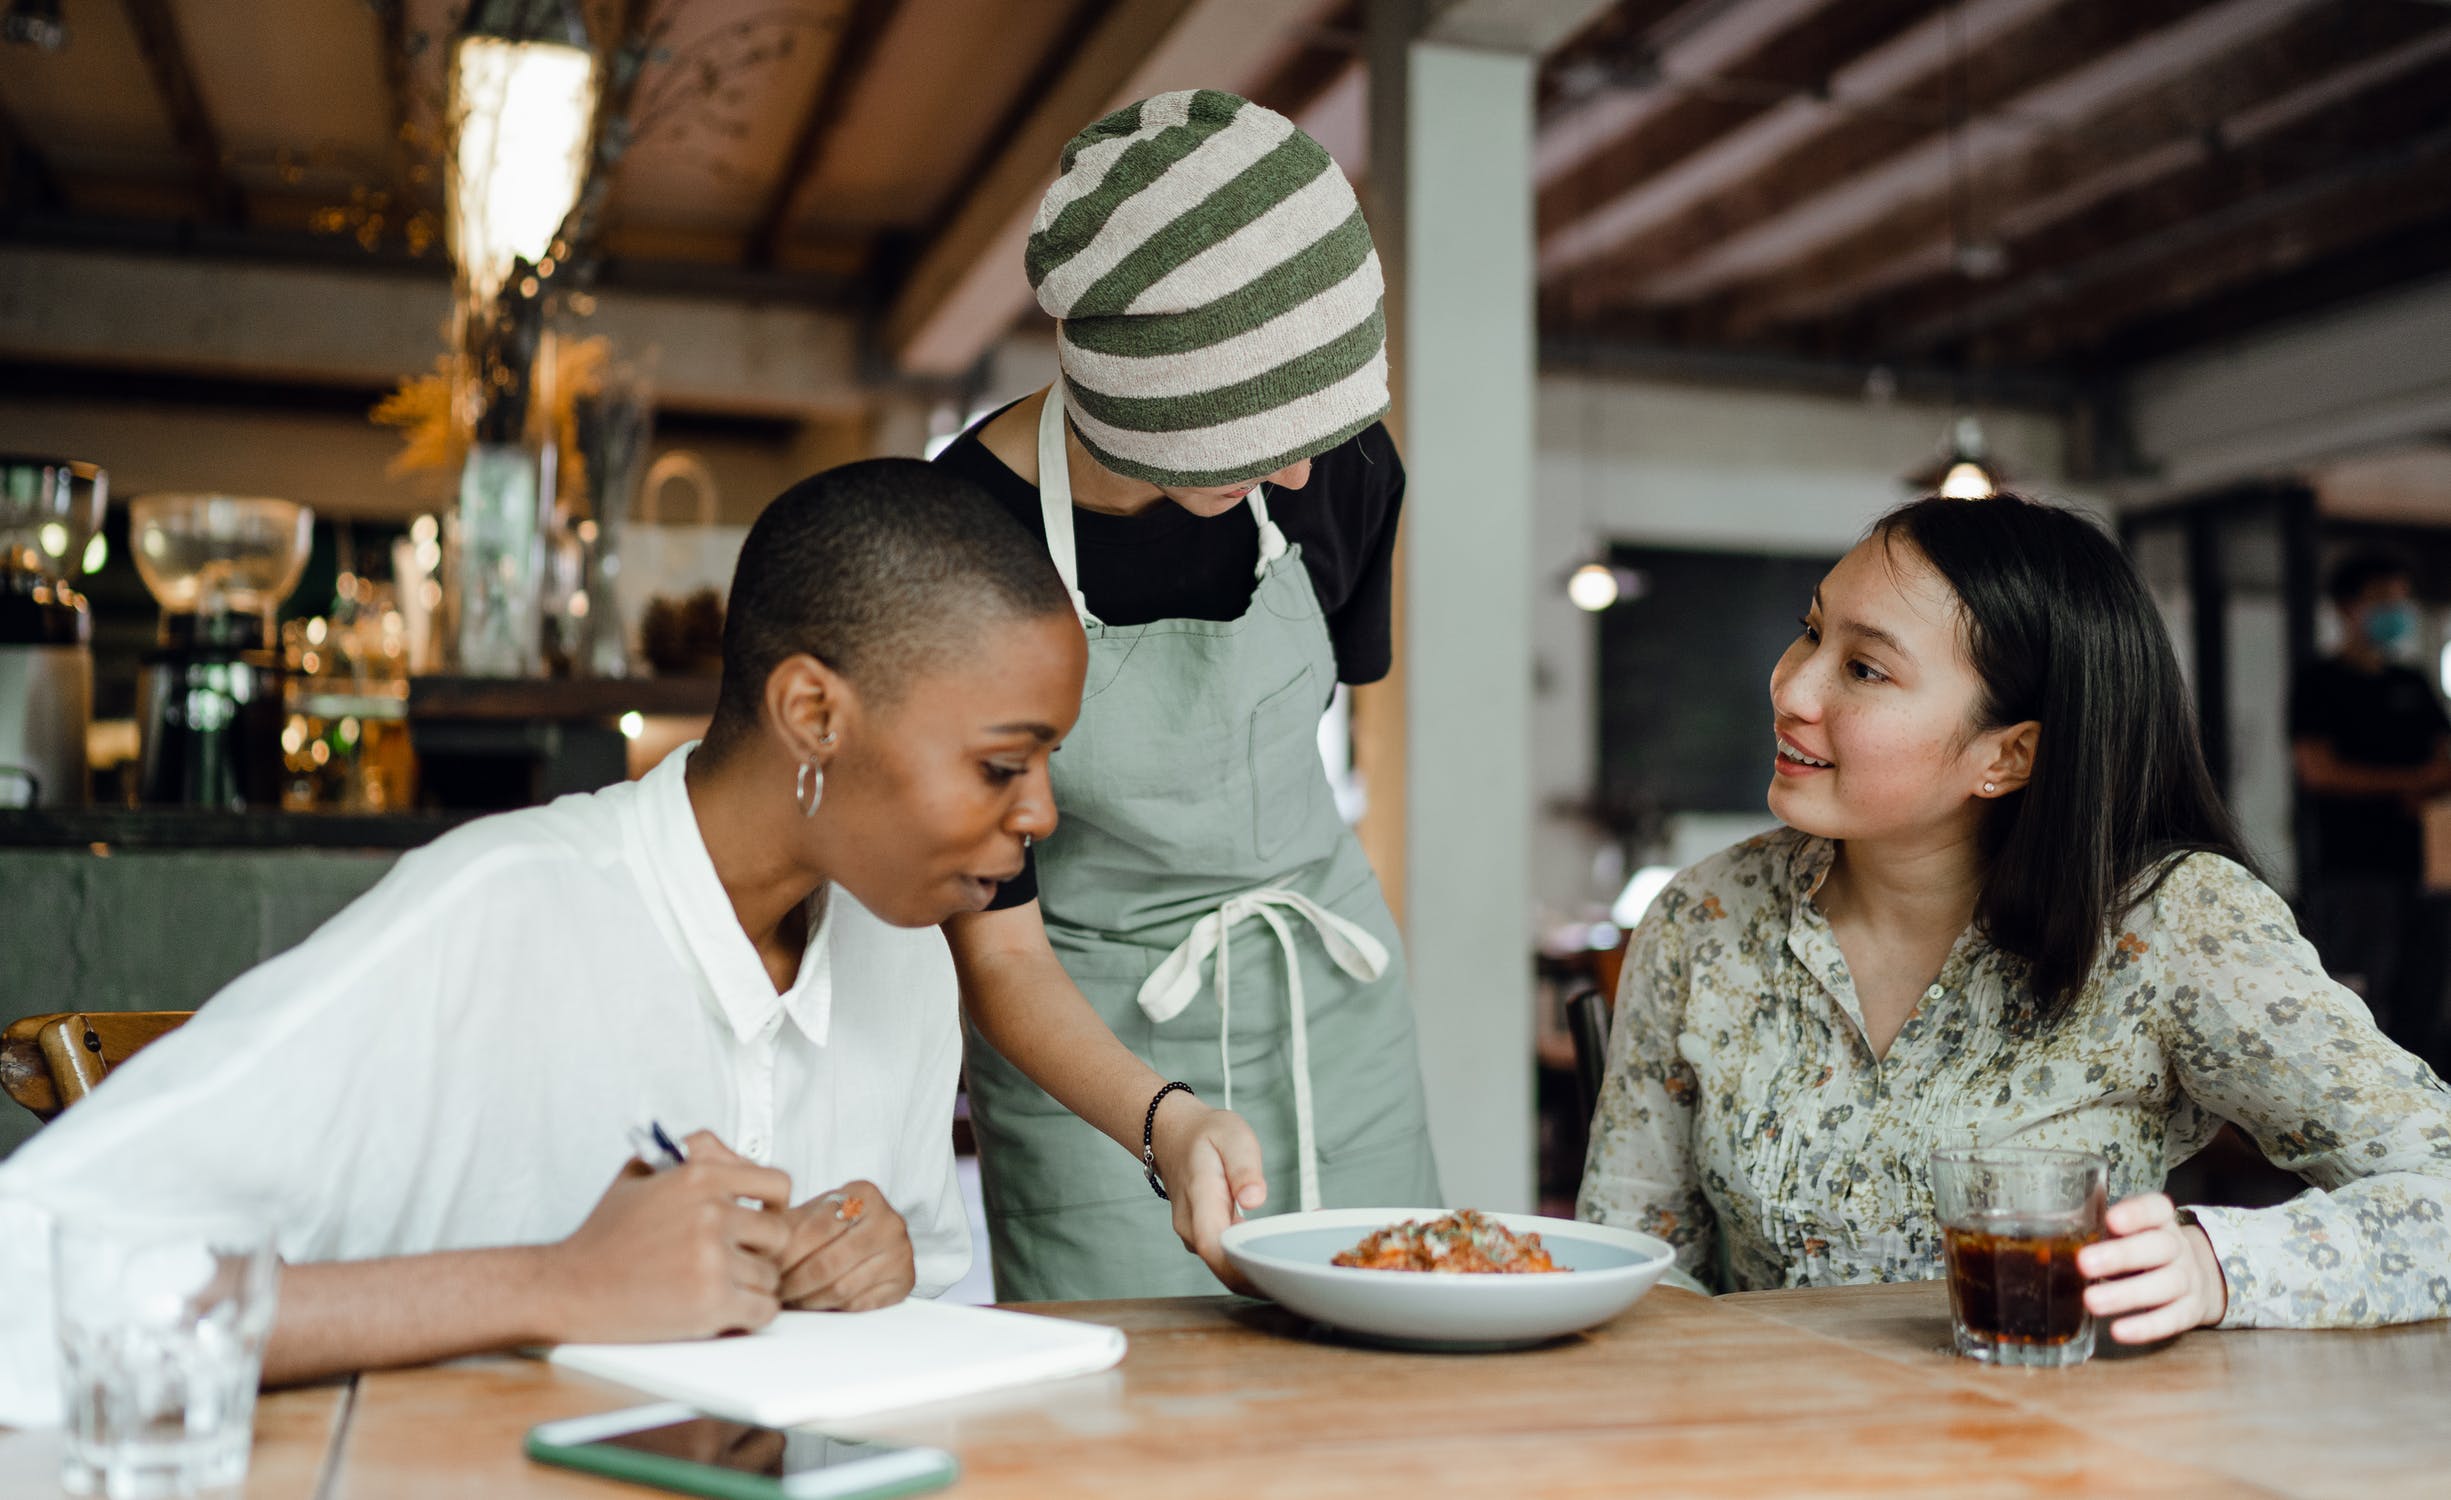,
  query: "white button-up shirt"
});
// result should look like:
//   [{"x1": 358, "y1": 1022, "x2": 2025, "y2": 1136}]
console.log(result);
[{"x1": 0, "y1": 746, "x2": 968, "y2": 1424}]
